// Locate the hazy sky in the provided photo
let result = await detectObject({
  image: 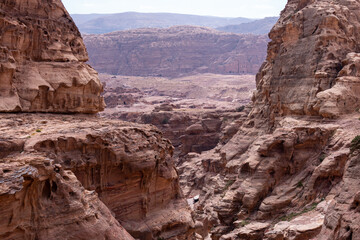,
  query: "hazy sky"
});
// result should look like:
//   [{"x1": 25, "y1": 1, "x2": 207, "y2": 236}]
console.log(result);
[{"x1": 62, "y1": 0, "x2": 287, "y2": 18}]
